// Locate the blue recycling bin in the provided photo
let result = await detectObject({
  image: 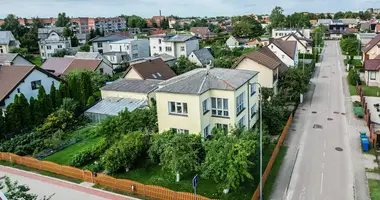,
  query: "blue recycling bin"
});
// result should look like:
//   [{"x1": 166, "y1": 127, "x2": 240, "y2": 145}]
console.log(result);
[{"x1": 361, "y1": 138, "x2": 369, "y2": 152}]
